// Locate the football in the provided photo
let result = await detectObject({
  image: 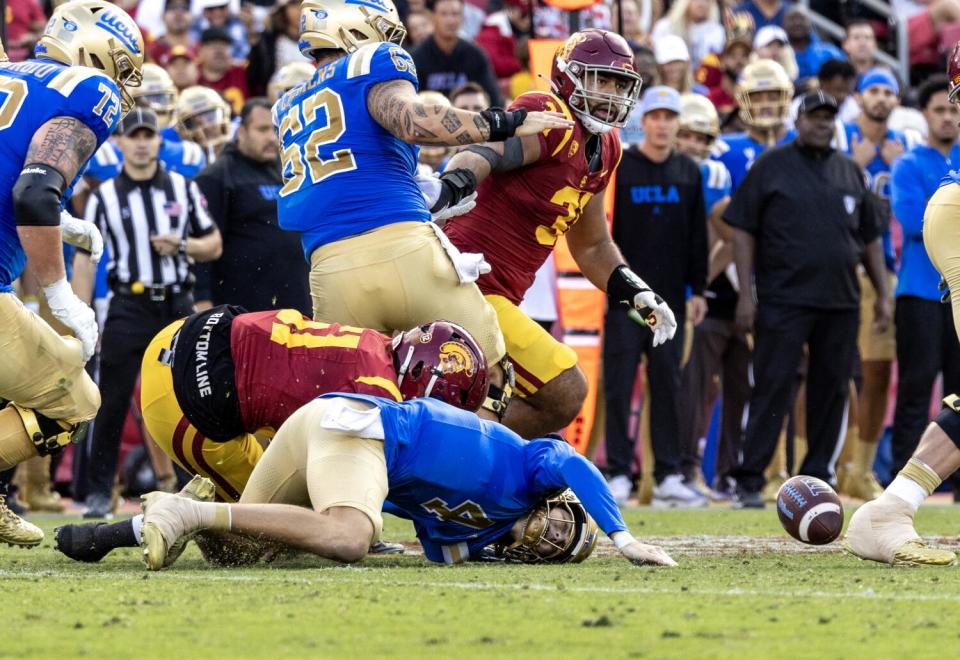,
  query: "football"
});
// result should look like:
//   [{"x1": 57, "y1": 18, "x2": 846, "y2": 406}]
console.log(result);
[{"x1": 776, "y1": 475, "x2": 844, "y2": 545}]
